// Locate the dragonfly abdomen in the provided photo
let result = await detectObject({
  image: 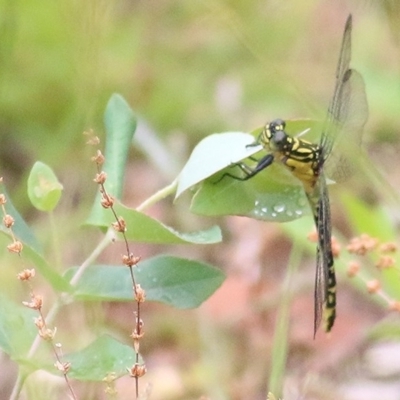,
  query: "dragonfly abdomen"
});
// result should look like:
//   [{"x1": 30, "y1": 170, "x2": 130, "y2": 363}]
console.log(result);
[{"x1": 307, "y1": 182, "x2": 337, "y2": 334}]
